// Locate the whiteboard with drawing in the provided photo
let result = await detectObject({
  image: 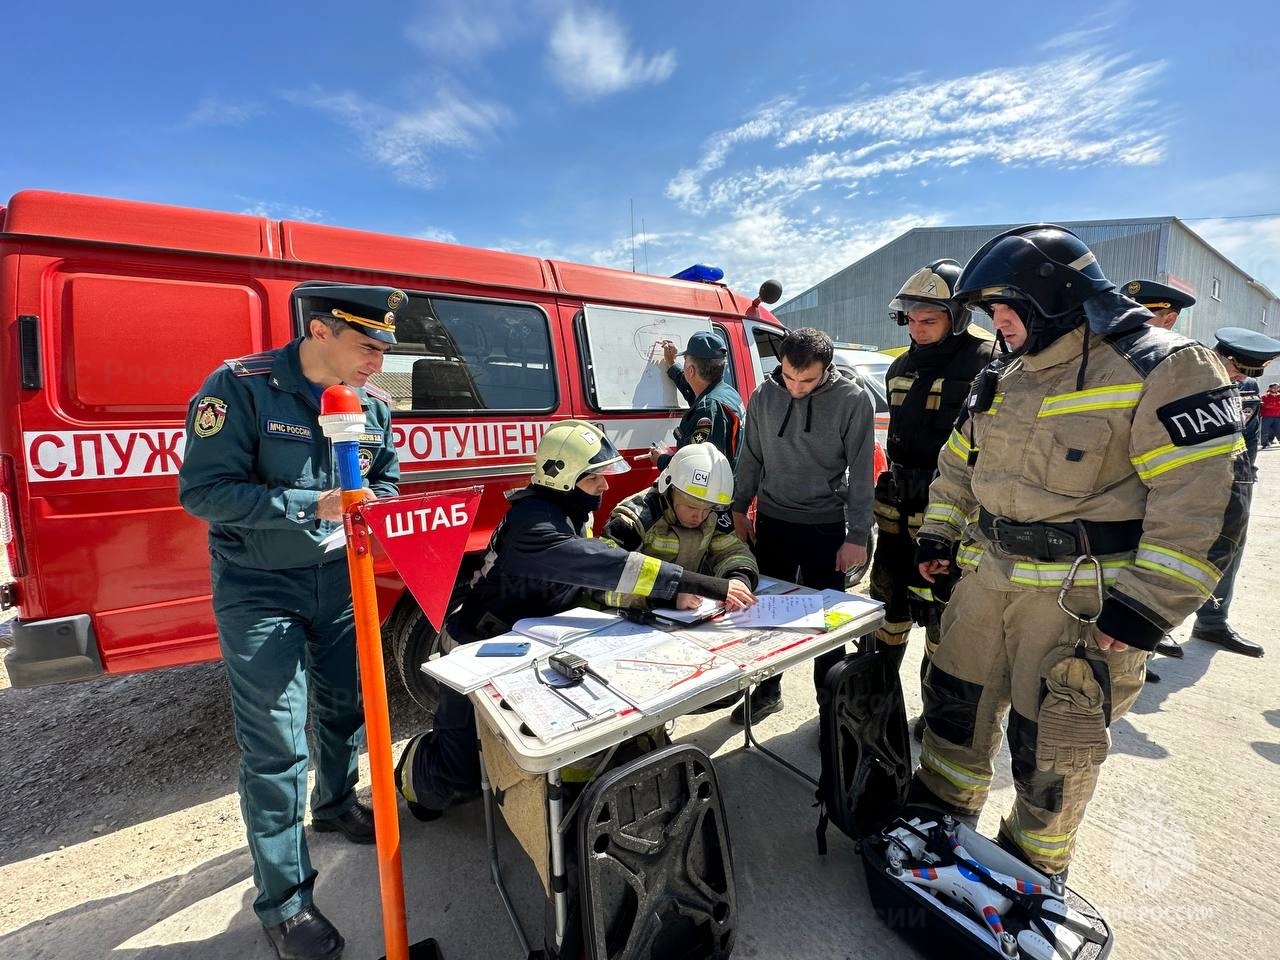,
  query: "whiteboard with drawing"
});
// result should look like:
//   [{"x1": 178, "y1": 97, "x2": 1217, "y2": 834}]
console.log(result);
[{"x1": 582, "y1": 304, "x2": 715, "y2": 410}]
